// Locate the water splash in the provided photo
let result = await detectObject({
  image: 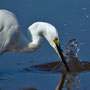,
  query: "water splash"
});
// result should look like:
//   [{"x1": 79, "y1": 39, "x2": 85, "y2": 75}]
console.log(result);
[{"x1": 64, "y1": 39, "x2": 79, "y2": 62}]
